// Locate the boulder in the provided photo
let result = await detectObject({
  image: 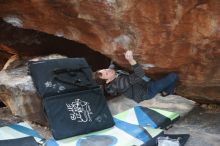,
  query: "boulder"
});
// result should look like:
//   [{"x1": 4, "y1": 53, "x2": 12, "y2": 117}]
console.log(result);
[
  {"x1": 0, "y1": 66, "x2": 46, "y2": 124},
  {"x1": 0, "y1": 0, "x2": 219, "y2": 103},
  {"x1": 0, "y1": 0, "x2": 220, "y2": 103},
  {"x1": 0, "y1": 54, "x2": 66, "y2": 125}
]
